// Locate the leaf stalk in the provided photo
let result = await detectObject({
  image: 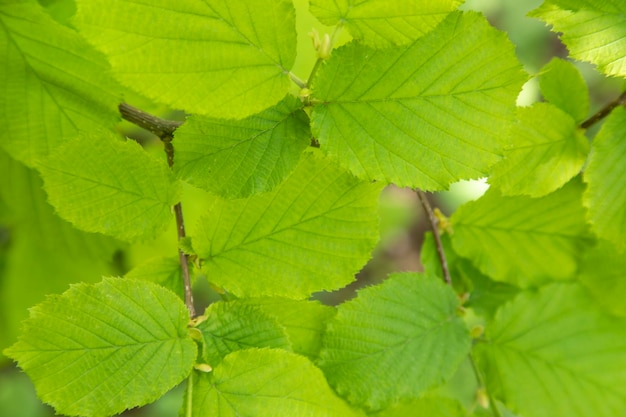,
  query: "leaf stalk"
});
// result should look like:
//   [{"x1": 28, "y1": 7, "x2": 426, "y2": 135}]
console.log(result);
[{"x1": 416, "y1": 189, "x2": 452, "y2": 285}]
